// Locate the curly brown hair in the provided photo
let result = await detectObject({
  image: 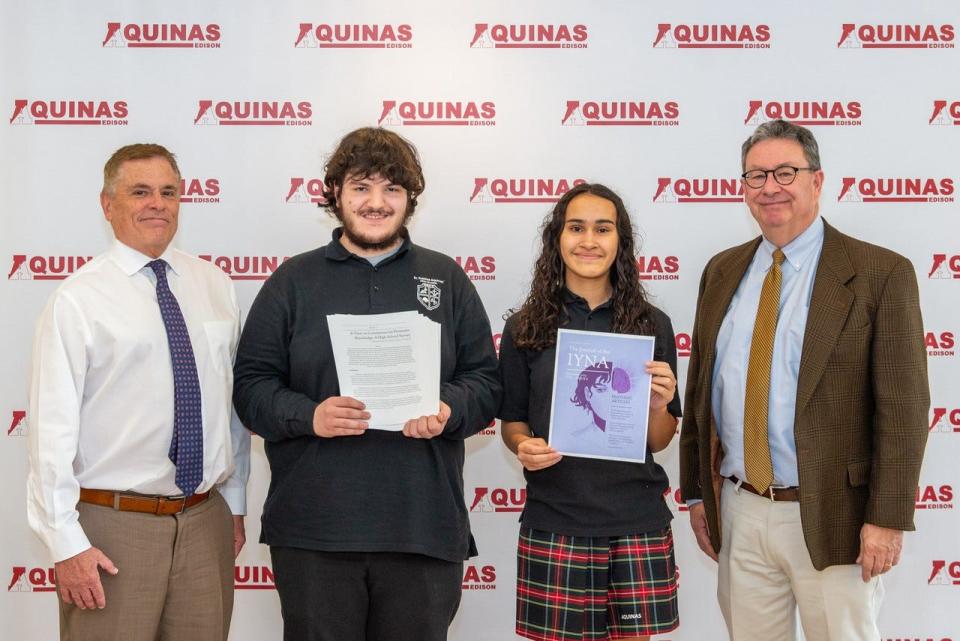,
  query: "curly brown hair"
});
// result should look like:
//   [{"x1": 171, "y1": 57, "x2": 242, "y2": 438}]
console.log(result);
[
  {"x1": 512, "y1": 183, "x2": 655, "y2": 350},
  {"x1": 321, "y1": 127, "x2": 425, "y2": 217}
]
